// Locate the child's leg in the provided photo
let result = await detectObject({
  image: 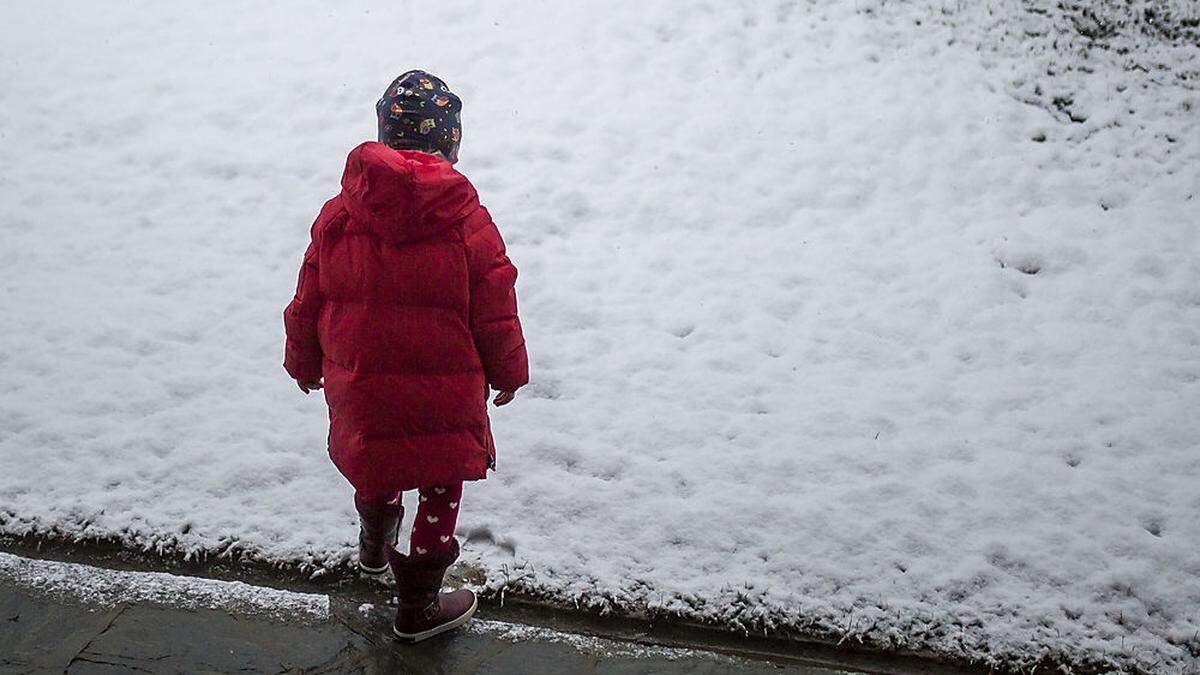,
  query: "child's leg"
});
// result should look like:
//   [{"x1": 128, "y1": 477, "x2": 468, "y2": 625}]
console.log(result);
[
  {"x1": 409, "y1": 482, "x2": 463, "y2": 557},
  {"x1": 354, "y1": 490, "x2": 403, "y2": 574}
]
